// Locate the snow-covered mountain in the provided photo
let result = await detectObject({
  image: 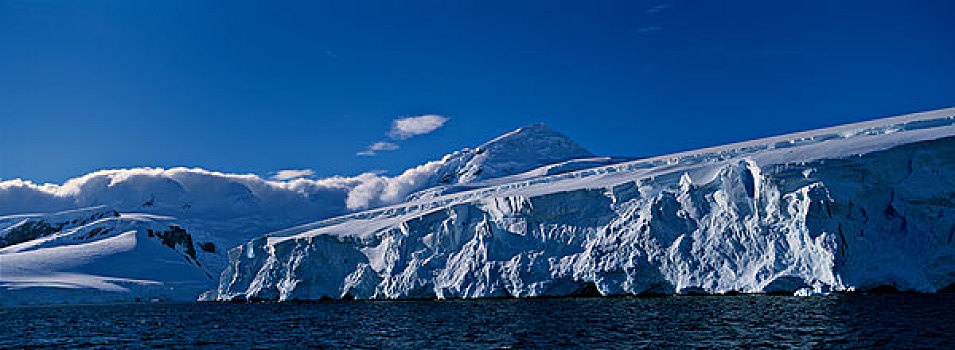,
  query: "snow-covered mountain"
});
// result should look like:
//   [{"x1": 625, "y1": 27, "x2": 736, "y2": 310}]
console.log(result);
[
  {"x1": 0, "y1": 123, "x2": 599, "y2": 304},
  {"x1": 343, "y1": 123, "x2": 599, "y2": 209},
  {"x1": 212, "y1": 107, "x2": 955, "y2": 301},
  {"x1": 401, "y1": 124, "x2": 612, "y2": 202},
  {"x1": 4, "y1": 108, "x2": 955, "y2": 304},
  {"x1": 431, "y1": 123, "x2": 594, "y2": 184}
]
